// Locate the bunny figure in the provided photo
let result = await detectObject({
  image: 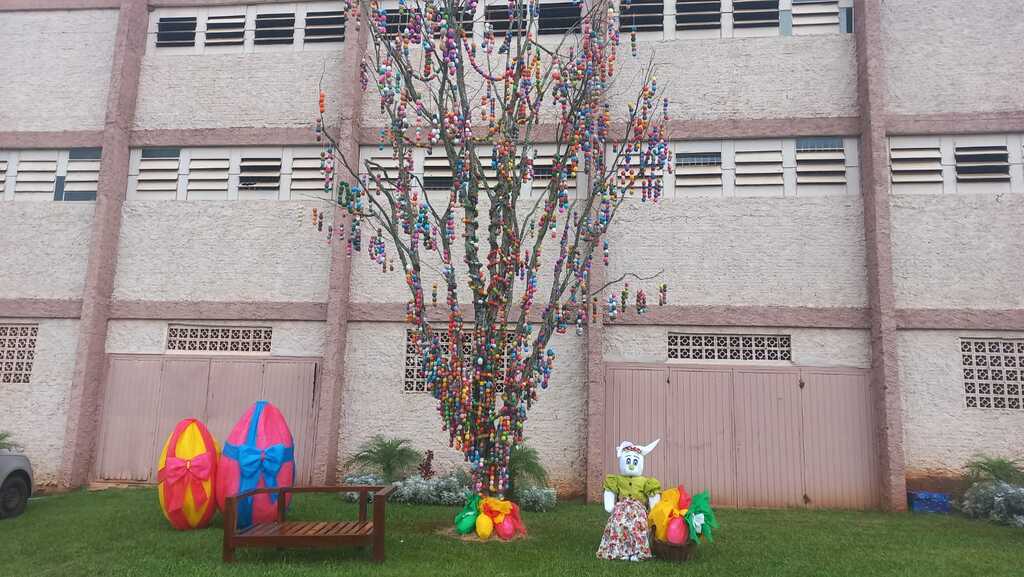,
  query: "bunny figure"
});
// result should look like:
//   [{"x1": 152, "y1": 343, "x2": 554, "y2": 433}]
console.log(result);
[{"x1": 596, "y1": 439, "x2": 661, "y2": 561}]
